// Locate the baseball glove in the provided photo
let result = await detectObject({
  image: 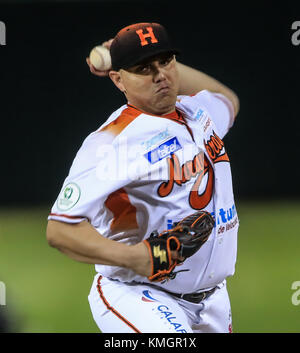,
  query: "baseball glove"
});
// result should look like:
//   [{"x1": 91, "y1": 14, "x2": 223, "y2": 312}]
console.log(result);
[{"x1": 143, "y1": 210, "x2": 215, "y2": 282}]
